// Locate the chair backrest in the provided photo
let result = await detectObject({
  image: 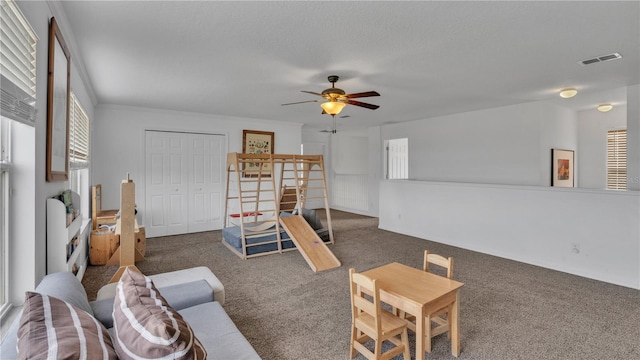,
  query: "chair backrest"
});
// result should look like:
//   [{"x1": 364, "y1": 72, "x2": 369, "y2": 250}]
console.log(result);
[
  {"x1": 423, "y1": 250, "x2": 454, "y2": 279},
  {"x1": 349, "y1": 268, "x2": 382, "y2": 335}
]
